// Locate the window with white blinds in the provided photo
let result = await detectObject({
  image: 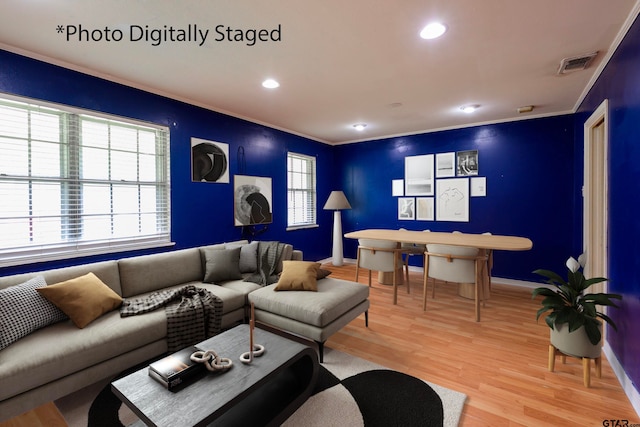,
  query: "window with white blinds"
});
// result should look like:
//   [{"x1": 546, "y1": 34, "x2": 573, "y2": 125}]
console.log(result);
[
  {"x1": 0, "y1": 96, "x2": 171, "y2": 267},
  {"x1": 287, "y1": 152, "x2": 317, "y2": 229}
]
